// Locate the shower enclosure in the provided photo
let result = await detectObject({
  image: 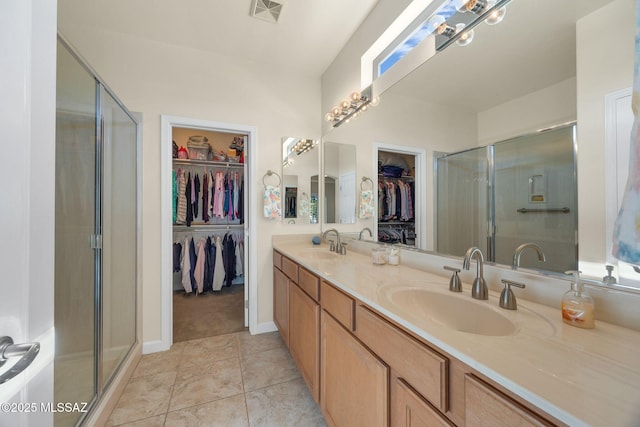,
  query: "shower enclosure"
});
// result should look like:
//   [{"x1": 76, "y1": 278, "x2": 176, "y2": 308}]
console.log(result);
[
  {"x1": 55, "y1": 37, "x2": 138, "y2": 426},
  {"x1": 436, "y1": 124, "x2": 578, "y2": 273}
]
